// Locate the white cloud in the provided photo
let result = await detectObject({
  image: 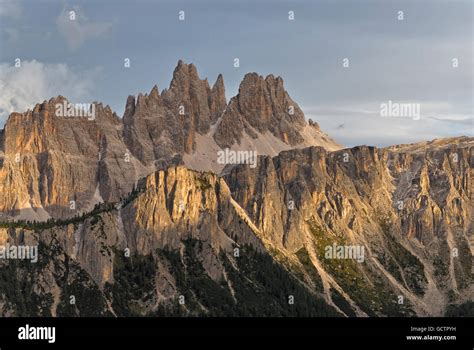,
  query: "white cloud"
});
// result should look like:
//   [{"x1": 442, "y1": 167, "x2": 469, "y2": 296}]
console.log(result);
[
  {"x1": 0, "y1": 0, "x2": 22, "y2": 18},
  {"x1": 56, "y1": 6, "x2": 113, "y2": 50},
  {"x1": 0, "y1": 60, "x2": 99, "y2": 125},
  {"x1": 304, "y1": 102, "x2": 473, "y2": 148}
]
